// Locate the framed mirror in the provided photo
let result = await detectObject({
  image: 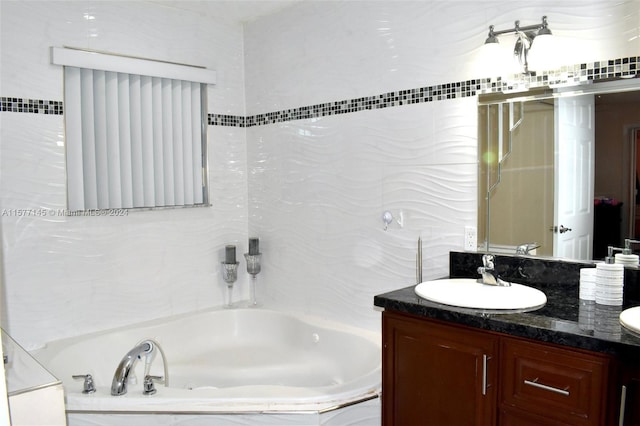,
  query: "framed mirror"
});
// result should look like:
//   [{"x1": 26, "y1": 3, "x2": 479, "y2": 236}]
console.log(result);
[{"x1": 478, "y1": 78, "x2": 640, "y2": 261}]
